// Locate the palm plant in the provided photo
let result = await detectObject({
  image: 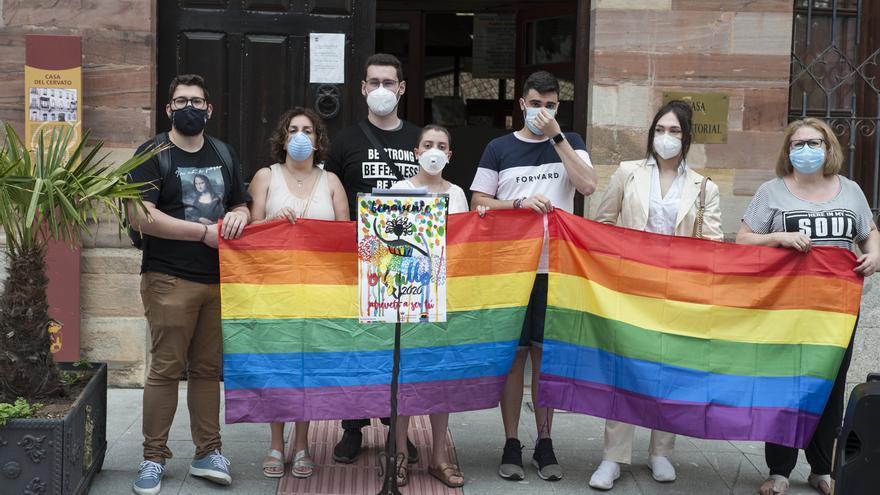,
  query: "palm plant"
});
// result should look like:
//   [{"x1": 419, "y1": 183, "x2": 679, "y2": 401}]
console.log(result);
[{"x1": 0, "y1": 123, "x2": 156, "y2": 400}]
